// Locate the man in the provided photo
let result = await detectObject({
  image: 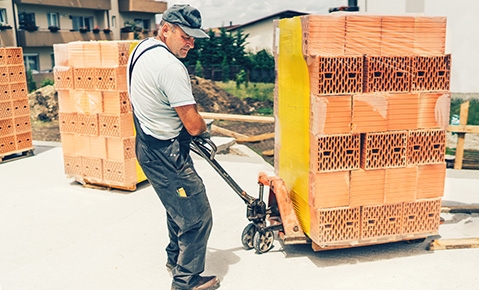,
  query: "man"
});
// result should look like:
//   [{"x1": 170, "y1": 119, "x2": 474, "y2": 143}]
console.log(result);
[{"x1": 127, "y1": 4, "x2": 220, "y2": 290}]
